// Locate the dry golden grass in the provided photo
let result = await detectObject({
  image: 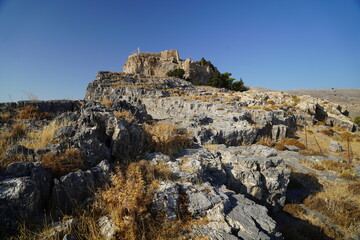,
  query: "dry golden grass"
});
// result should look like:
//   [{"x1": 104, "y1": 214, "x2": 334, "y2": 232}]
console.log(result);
[
  {"x1": 348, "y1": 181, "x2": 360, "y2": 195},
  {"x1": 256, "y1": 136, "x2": 275, "y2": 147},
  {"x1": 282, "y1": 138, "x2": 306, "y2": 150},
  {"x1": 285, "y1": 167, "x2": 360, "y2": 240},
  {"x1": 18, "y1": 106, "x2": 52, "y2": 120},
  {"x1": 304, "y1": 185, "x2": 360, "y2": 235},
  {"x1": 98, "y1": 160, "x2": 158, "y2": 239},
  {"x1": 338, "y1": 170, "x2": 358, "y2": 181},
  {"x1": 9, "y1": 122, "x2": 27, "y2": 140},
  {"x1": 100, "y1": 98, "x2": 112, "y2": 109},
  {"x1": 283, "y1": 204, "x2": 306, "y2": 218},
  {"x1": 300, "y1": 158, "x2": 358, "y2": 180},
  {"x1": 274, "y1": 143, "x2": 286, "y2": 151},
  {"x1": 266, "y1": 99, "x2": 275, "y2": 105},
  {"x1": 0, "y1": 122, "x2": 28, "y2": 167},
  {"x1": 296, "y1": 125, "x2": 360, "y2": 160},
  {"x1": 256, "y1": 136, "x2": 305, "y2": 151},
  {"x1": 19, "y1": 120, "x2": 69, "y2": 150},
  {"x1": 114, "y1": 110, "x2": 136, "y2": 123},
  {"x1": 203, "y1": 144, "x2": 221, "y2": 150},
  {"x1": 144, "y1": 122, "x2": 192, "y2": 155},
  {"x1": 320, "y1": 129, "x2": 334, "y2": 137},
  {"x1": 95, "y1": 160, "x2": 195, "y2": 240},
  {"x1": 0, "y1": 110, "x2": 13, "y2": 123},
  {"x1": 40, "y1": 149, "x2": 84, "y2": 177}
]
